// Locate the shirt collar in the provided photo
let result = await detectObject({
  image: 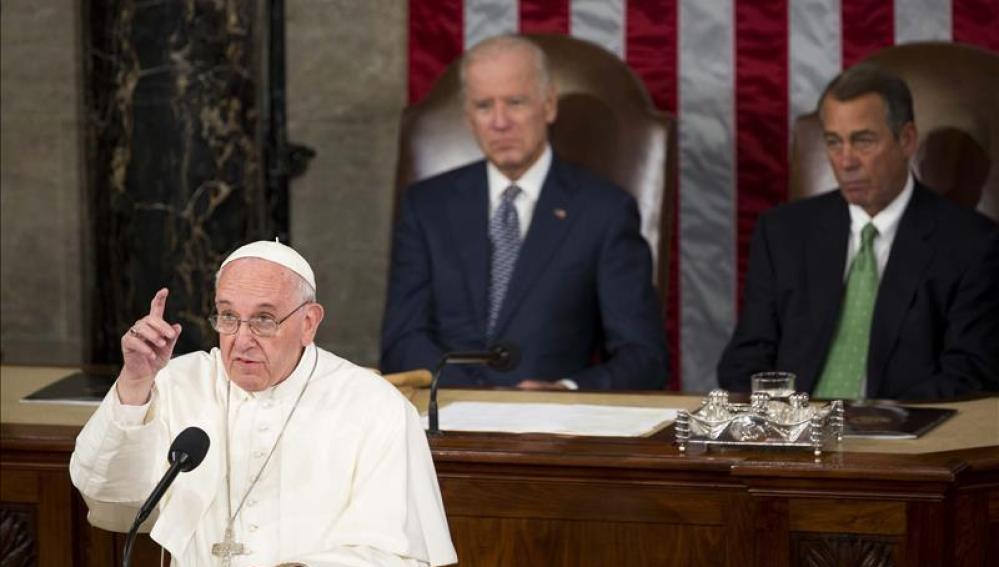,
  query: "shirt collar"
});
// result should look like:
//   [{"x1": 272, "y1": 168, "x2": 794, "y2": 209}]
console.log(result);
[
  {"x1": 228, "y1": 343, "x2": 316, "y2": 402},
  {"x1": 847, "y1": 171, "x2": 914, "y2": 240},
  {"x1": 487, "y1": 144, "x2": 552, "y2": 204}
]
